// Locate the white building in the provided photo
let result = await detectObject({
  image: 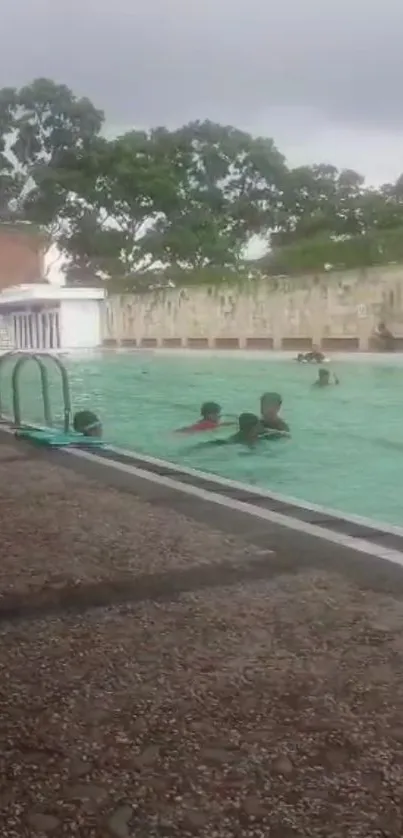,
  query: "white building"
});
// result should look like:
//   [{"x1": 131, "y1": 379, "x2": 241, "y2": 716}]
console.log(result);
[{"x1": 0, "y1": 284, "x2": 105, "y2": 352}]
